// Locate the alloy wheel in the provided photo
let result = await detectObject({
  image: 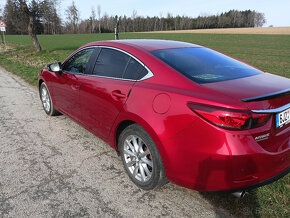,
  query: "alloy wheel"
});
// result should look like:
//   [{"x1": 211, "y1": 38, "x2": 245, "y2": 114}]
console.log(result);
[
  {"x1": 41, "y1": 86, "x2": 51, "y2": 113},
  {"x1": 123, "y1": 135, "x2": 153, "y2": 182}
]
